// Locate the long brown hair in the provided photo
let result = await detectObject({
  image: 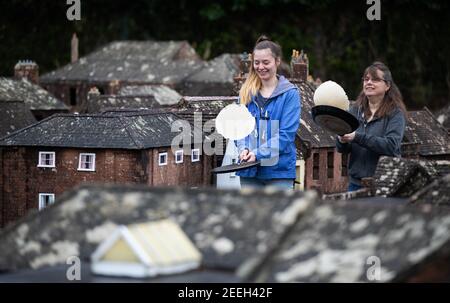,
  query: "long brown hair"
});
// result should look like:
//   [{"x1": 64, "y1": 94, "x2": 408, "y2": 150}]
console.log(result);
[
  {"x1": 355, "y1": 61, "x2": 407, "y2": 119},
  {"x1": 239, "y1": 35, "x2": 282, "y2": 105}
]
